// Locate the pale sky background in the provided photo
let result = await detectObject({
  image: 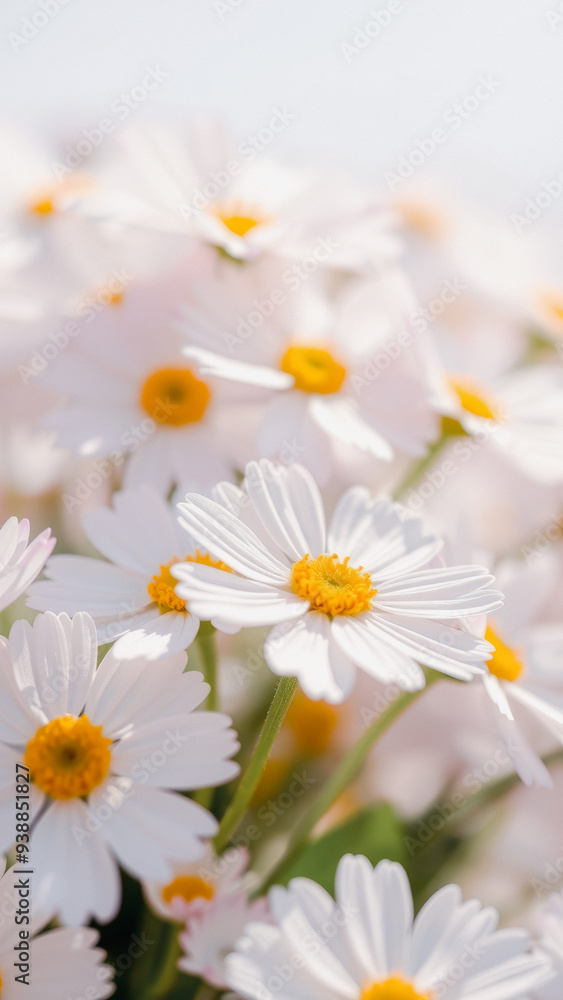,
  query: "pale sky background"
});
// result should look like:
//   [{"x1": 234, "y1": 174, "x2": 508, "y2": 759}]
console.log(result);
[{"x1": 2, "y1": 0, "x2": 563, "y2": 221}]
